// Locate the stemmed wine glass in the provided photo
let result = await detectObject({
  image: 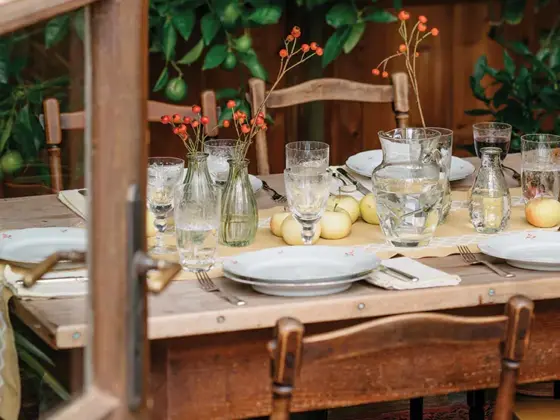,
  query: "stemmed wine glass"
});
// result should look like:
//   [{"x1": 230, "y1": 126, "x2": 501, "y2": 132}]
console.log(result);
[
  {"x1": 204, "y1": 139, "x2": 238, "y2": 189},
  {"x1": 285, "y1": 141, "x2": 330, "y2": 170},
  {"x1": 473, "y1": 122, "x2": 517, "y2": 180},
  {"x1": 284, "y1": 167, "x2": 330, "y2": 245},
  {"x1": 147, "y1": 157, "x2": 185, "y2": 254}
]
